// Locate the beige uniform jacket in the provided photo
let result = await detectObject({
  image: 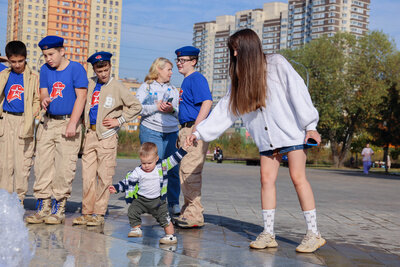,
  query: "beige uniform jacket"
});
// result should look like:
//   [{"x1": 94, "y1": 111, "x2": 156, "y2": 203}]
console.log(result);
[
  {"x1": 84, "y1": 77, "x2": 142, "y2": 140},
  {"x1": 0, "y1": 65, "x2": 40, "y2": 138}
]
